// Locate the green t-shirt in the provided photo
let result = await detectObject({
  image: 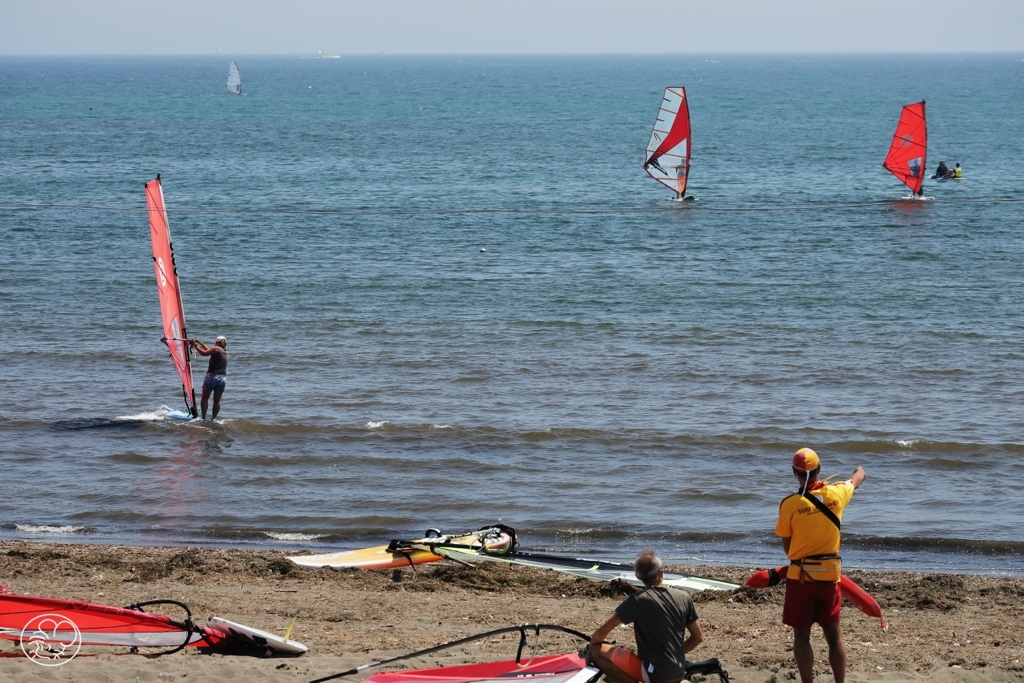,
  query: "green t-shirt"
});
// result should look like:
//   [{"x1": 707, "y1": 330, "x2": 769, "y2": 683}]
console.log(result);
[{"x1": 614, "y1": 586, "x2": 698, "y2": 681}]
